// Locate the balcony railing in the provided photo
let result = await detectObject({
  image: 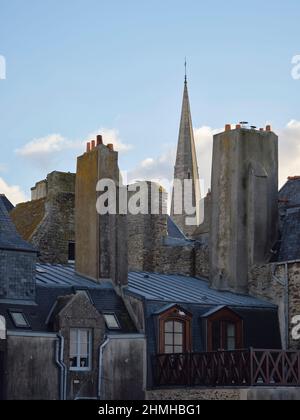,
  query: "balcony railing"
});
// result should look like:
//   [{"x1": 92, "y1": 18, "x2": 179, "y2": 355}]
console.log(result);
[{"x1": 153, "y1": 349, "x2": 300, "y2": 387}]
